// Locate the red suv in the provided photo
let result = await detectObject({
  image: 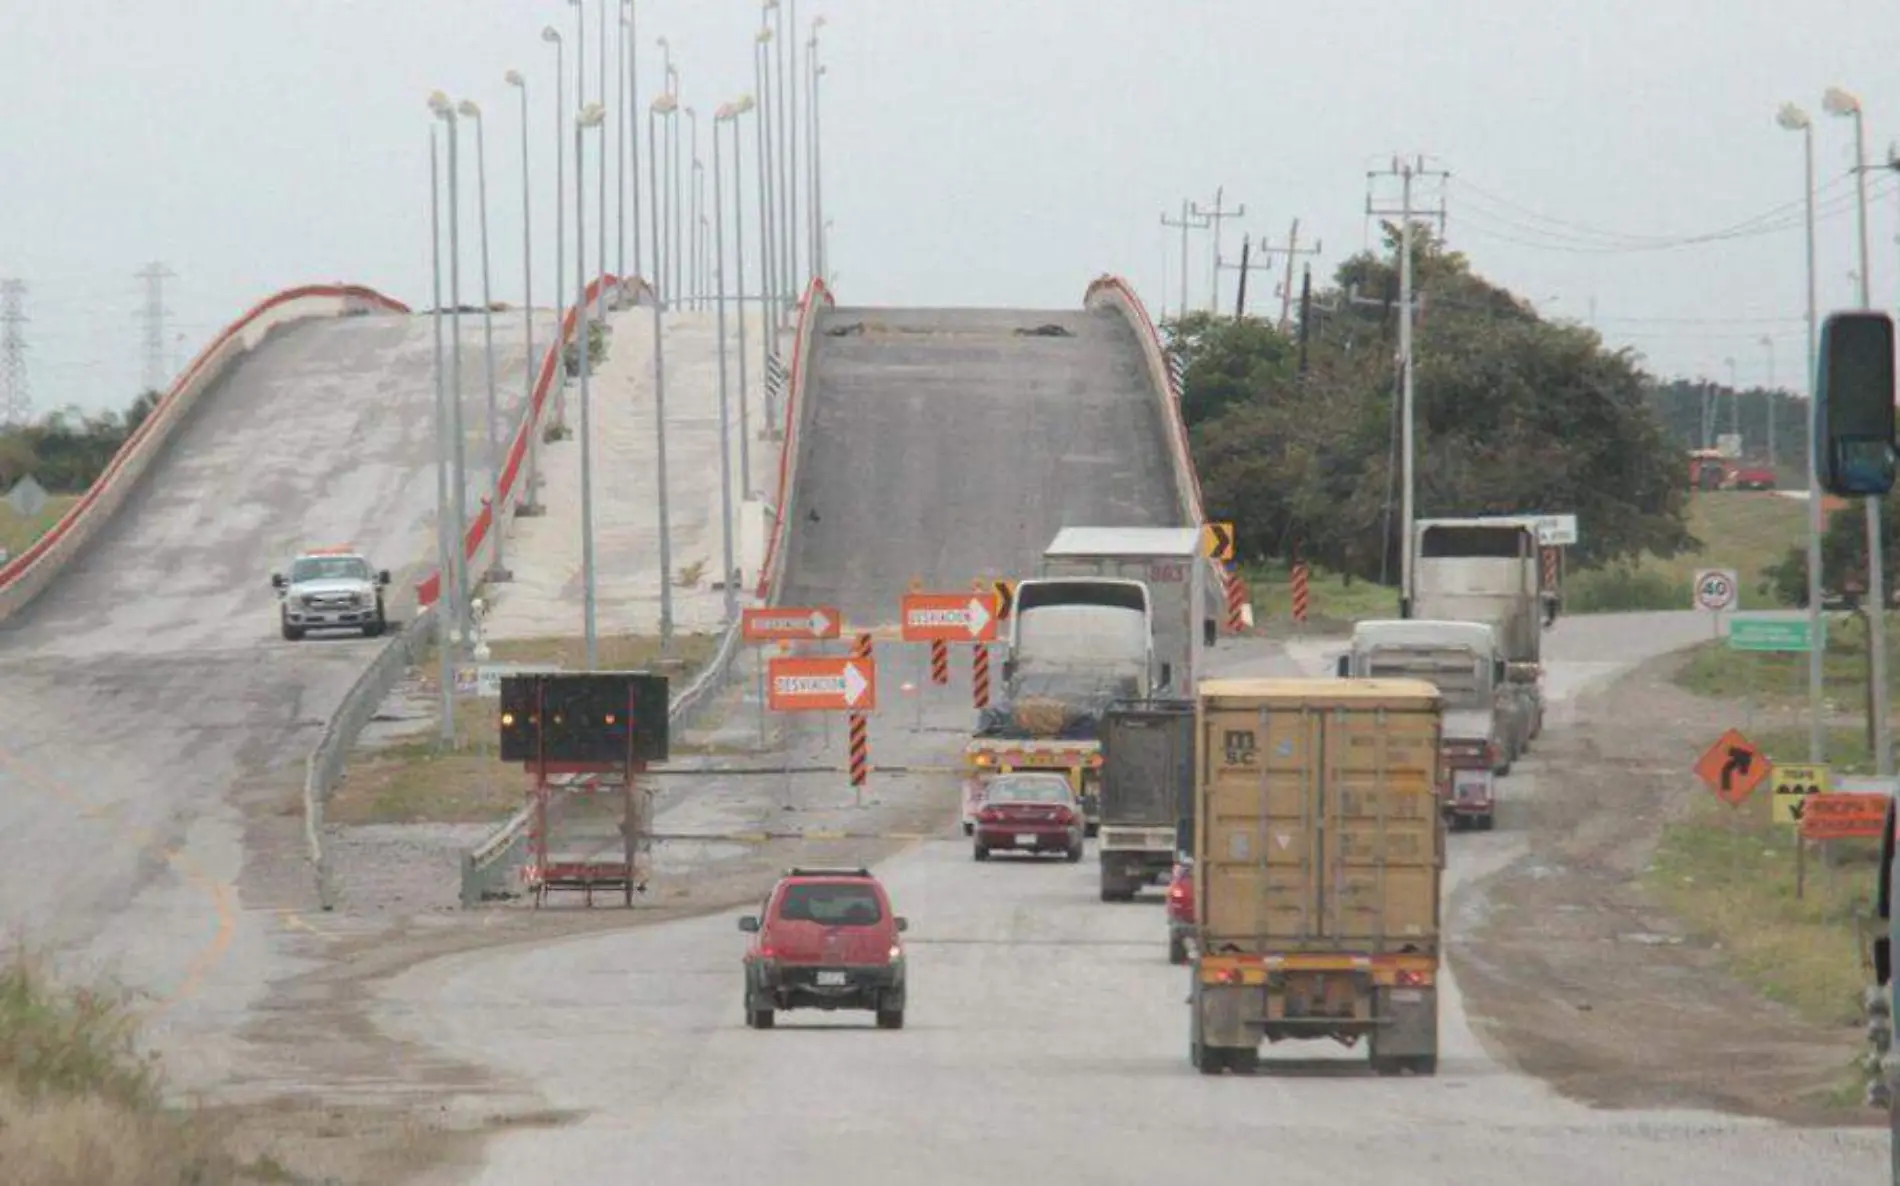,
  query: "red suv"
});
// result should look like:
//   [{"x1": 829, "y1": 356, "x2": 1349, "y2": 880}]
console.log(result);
[{"x1": 739, "y1": 867, "x2": 909, "y2": 1030}]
